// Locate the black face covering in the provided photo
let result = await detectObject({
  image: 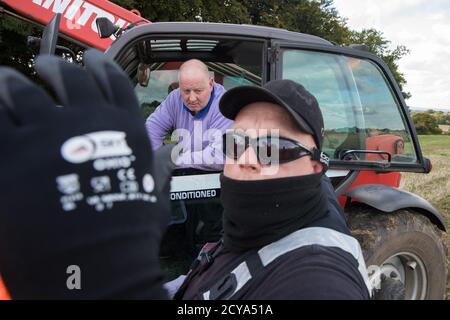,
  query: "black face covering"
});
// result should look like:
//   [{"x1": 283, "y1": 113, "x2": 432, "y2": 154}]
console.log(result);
[{"x1": 220, "y1": 172, "x2": 328, "y2": 252}]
